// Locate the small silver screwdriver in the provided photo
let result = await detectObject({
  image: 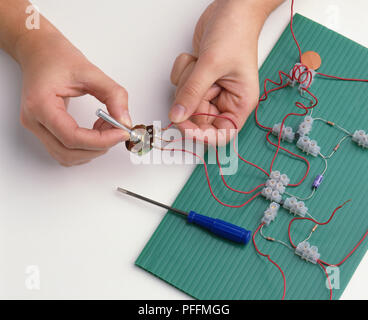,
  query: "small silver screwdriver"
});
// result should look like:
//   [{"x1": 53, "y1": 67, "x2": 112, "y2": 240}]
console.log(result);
[{"x1": 96, "y1": 109, "x2": 139, "y2": 141}]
